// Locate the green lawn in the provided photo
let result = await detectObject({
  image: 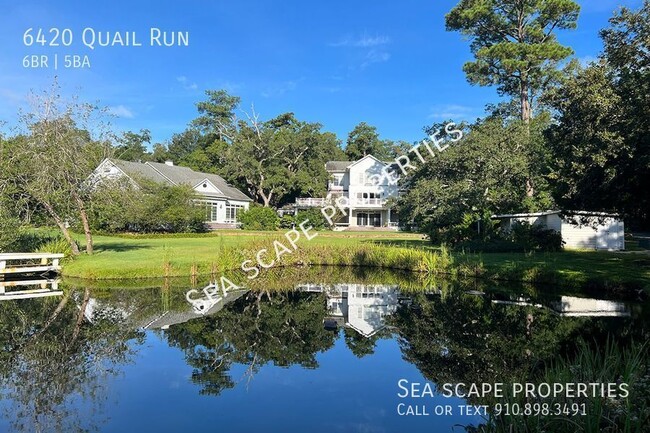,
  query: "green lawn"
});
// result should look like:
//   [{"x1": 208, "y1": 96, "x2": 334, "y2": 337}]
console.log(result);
[
  {"x1": 460, "y1": 250, "x2": 650, "y2": 292},
  {"x1": 61, "y1": 230, "x2": 650, "y2": 293},
  {"x1": 63, "y1": 230, "x2": 425, "y2": 279}
]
